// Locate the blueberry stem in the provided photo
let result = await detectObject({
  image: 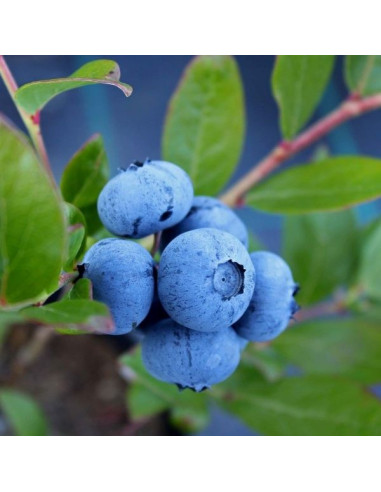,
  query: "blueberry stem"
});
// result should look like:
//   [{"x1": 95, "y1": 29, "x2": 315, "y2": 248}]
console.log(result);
[{"x1": 150, "y1": 231, "x2": 162, "y2": 257}]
